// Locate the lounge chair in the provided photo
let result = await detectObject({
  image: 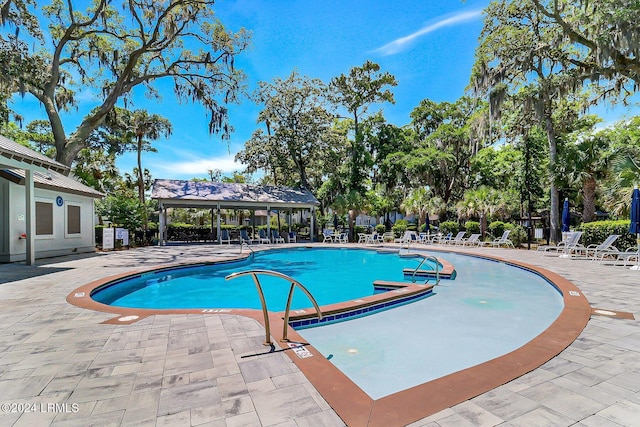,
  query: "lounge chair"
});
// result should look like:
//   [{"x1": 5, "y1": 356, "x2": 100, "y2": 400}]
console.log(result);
[
  {"x1": 286, "y1": 231, "x2": 297, "y2": 243},
  {"x1": 591, "y1": 245, "x2": 638, "y2": 265},
  {"x1": 445, "y1": 231, "x2": 466, "y2": 245},
  {"x1": 271, "y1": 230, "x2": 285, "y2": 244},
  {"x1": 483, "y1": 230, "x2": 514, "y2": 248},
  {"x1": 537, "y1": 231, "x2": 582, "y2": 253},
  {"x1": 432, "y1": 232, "x2": 453, "y2": 244},
  {"x1": 357, "y1": 233, "x2": 368, "y2": 243},
  {"x1": 220, "y1": 229, "x2": 232, "y2": 244},
  {"x1": 461, "y1": 233, "x2": 482, "y2": 246},
  {"x1": 585, "y1": 234, "x2": 621, "y2": 261},
  {"x1": 258, "y1": 229, "x2": 271, "y2": 244},
  {"x1": 239, "y1": 229, "x2": 253, "y2": 244},
  {"x1": 543, "y1": 232, "x2": 585, "y2": 257}
]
